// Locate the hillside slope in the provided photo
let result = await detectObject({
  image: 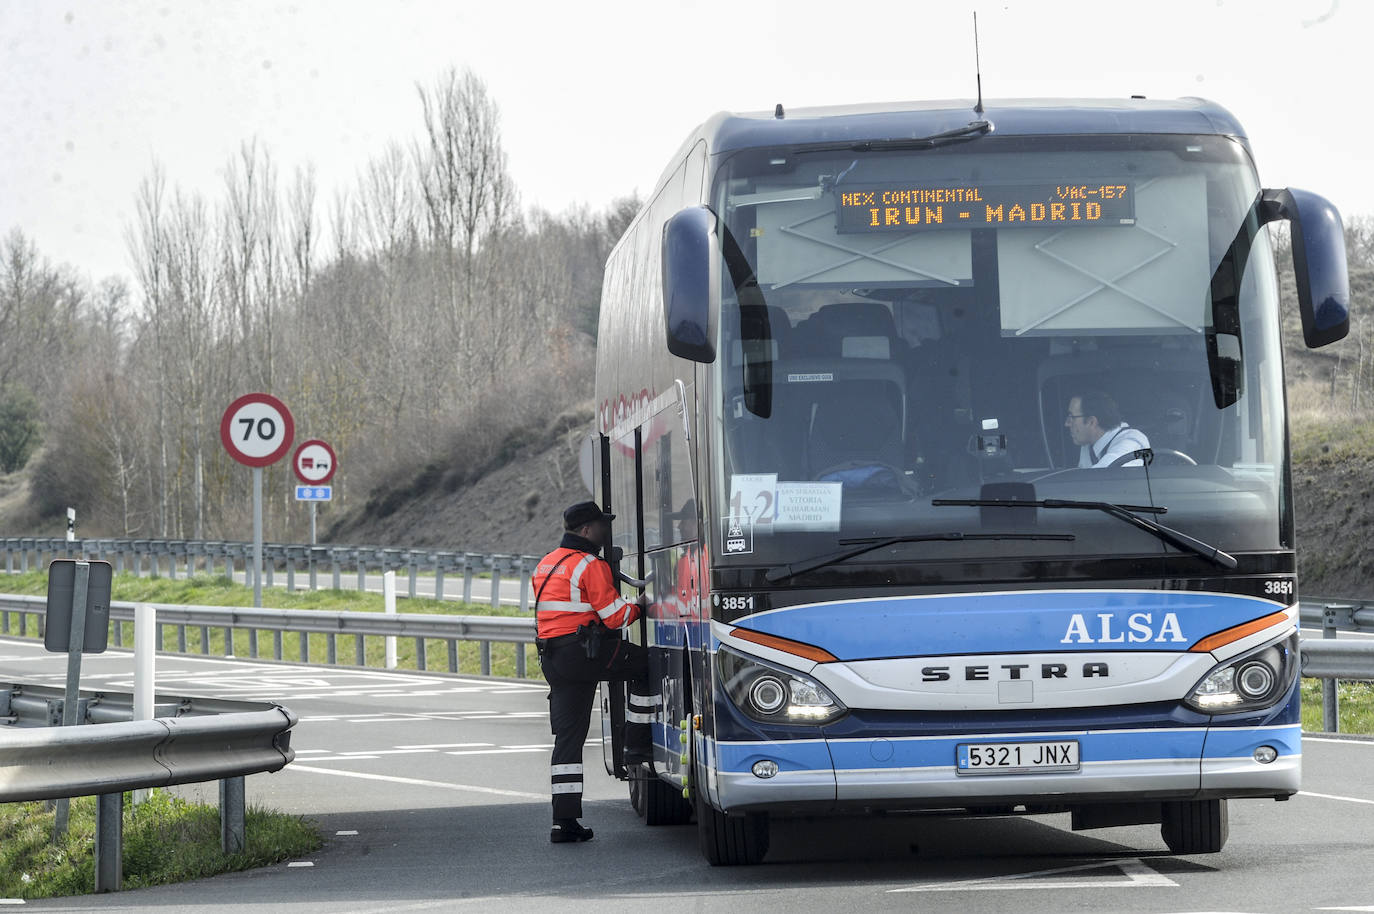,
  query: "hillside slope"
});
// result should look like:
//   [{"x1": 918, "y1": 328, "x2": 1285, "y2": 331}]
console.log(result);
[{"x1": 323, "y1": 407, "x2": 592, "y2": 555}]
